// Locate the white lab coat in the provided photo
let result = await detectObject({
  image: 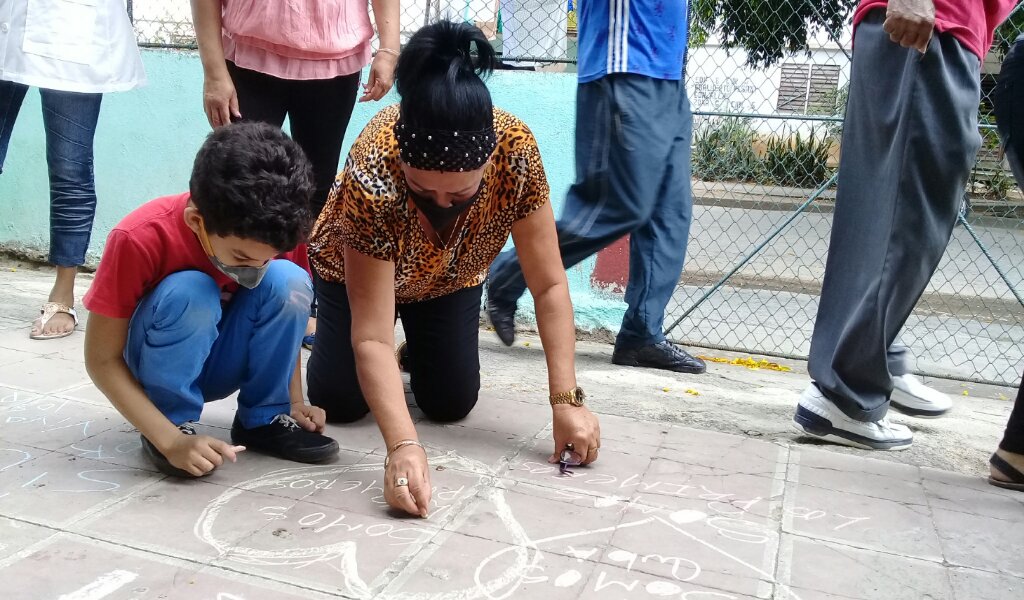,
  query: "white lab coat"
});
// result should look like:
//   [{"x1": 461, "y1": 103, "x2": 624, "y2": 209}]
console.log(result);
[{"x1": 0, "y1": 0, "x2": 146, "y2": 93}]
